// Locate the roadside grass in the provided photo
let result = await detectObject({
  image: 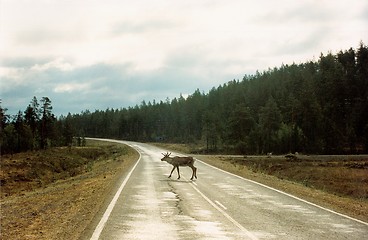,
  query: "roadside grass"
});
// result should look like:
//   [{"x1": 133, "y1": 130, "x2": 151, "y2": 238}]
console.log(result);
[
  {"x1": 0, "y1": 140, "x2": 139, "y2": 240},
  {"x1": 0, "y1": 141, "x2": 129, "y2": 197},
  {"x1": 228, "y1": 155, "x2": 368, "y2": 200}
]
